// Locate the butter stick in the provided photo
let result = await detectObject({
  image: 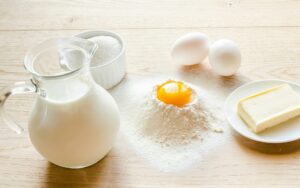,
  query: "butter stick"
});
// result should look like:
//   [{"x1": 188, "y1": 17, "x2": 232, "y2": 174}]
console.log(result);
[{"x1": 237, "y1": 84, "x2": 300, "y2": 133}]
